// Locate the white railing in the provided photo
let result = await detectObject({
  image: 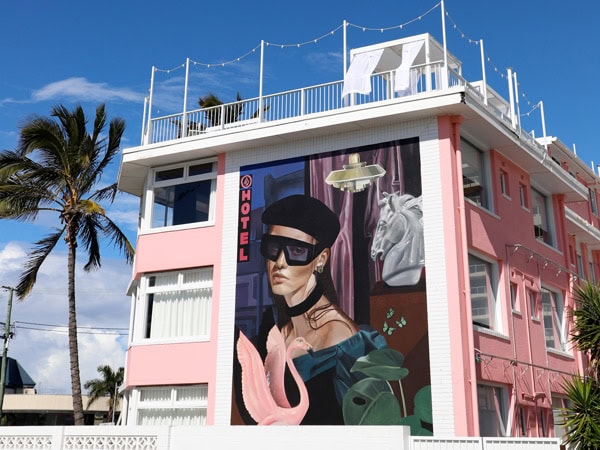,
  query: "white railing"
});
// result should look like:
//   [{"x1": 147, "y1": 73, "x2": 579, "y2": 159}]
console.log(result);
[
  {"x1": 412, "y1": 437, "x2": 563, "y2": 450},
  {"x1": 142, "y1": 59, "x2": 544, "y2": 150},
  {"x1": 145, "y1": 62, "x2": 459, "y2": 146},
  {"x1": 0, "y1": 426, "x2": 565, "y2": 450}
]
